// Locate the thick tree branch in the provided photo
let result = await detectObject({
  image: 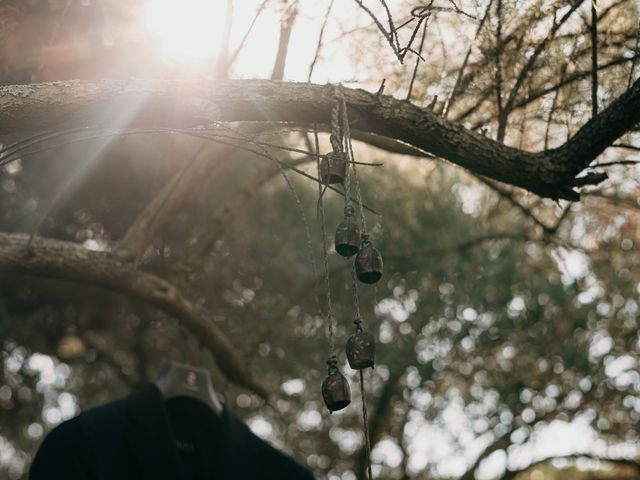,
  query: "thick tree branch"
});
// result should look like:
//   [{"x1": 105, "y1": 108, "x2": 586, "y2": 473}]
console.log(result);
[
  {"x1": 0, "y1": 232, "x2": 268, "y2": 398},
  {"x1": 1, "y1": 78, "x2": 639, "y2": 199}
]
